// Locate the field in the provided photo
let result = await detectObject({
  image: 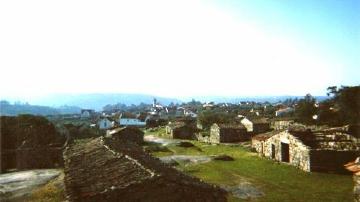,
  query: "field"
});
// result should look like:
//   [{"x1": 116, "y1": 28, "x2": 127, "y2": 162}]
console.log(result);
[{"x1": 146, "y1": 129, "x2": 354, "y2": 202}]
